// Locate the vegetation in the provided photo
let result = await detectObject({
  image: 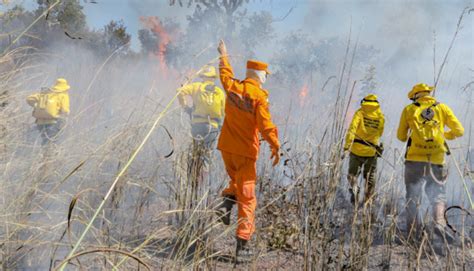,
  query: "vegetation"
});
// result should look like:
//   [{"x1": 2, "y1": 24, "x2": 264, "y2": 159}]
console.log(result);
[{"x1": 0, "y1": 1, "x2": 472, "y2": 270}]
